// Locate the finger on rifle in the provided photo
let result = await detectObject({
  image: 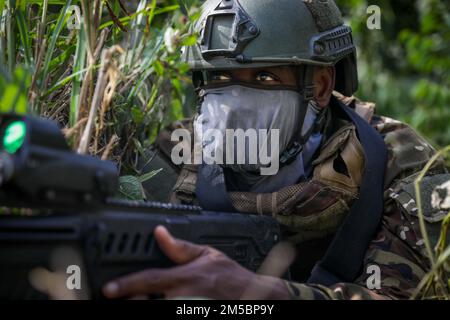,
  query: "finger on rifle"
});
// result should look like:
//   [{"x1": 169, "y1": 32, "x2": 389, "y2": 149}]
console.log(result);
[
  {"x1": 103, "y1": 267, "x2": 182, "y2": 298},
  {"x1": 154, "y1": 225, "x2": 208, "y2": 265}
]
